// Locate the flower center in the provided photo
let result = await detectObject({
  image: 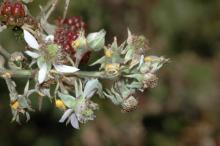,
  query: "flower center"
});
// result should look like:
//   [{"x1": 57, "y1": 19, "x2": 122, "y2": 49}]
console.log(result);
[
  {"x1": 105, "y1": 63, "x2": 120, "y2": 77},
  {"x1": 43, "y1": 44, "x2": 59, "y2": 62}
]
